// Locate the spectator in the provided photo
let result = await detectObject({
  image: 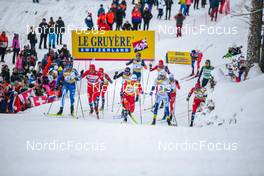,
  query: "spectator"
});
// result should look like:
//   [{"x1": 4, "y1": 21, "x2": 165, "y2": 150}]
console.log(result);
[
  {"x1": 115, "y1": 5, "x2": 125, "y2": 30},
  {"x1": 85, "y1": 12, "x2": 94, "y2": 30},
  {"x1": 27, "y1": 26, "x2": 38, "y2": 50},
  {"x1": 98, "y1": 4, "x2": 105, "y2": 17},
  {"x1": 174, "y1": 10, "x2": 186, "y2": 37},
  {"x1": 0, "y1": 31, "x2": 8, "y2": 62},
  {"x1": 38, "y1": 18, "x2": 48, "y2": 49},
  {"x1": 157, "y1": 0, "x2": 165, "y2": 19},
  {"x1": 12, "y1": 33, "x2": 20, "y2": 65},
  {"x1": 56, "y1": 17, "x2": 65, "y2": 45},
  {"x1": 179, "y1": 0, "x2": 187, "y2": 16},
  {"x1": 48, "y1": 17, "x2": 56, "y2": 49},
  {"x1": 132, "y1": 7, "x2": 142, "y2": 30},
  {"x1": 194, "y1": 0, "x2": 199, "y2": 9},
  {"x1": 33, "y1": 0, "x2": 39, "y2": 3},
  {"x1": 106, "y1": 9, "x2": 115, "y2": 30},
  {"x1": 122, "y1": 20, "x2": 132, "y2": 30},
  {"x1": 142, "y1": 7, "x2": 153, "y2": 30},
  {"x1": 186, "y1": 0, "x2": 192, "y2": 16},
  {"x1": 165, "y1": 0, "x2": 173, "y2": 20},
  {"x1": 210, "y1": 0, "x2": 220, "y2": 21}
]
